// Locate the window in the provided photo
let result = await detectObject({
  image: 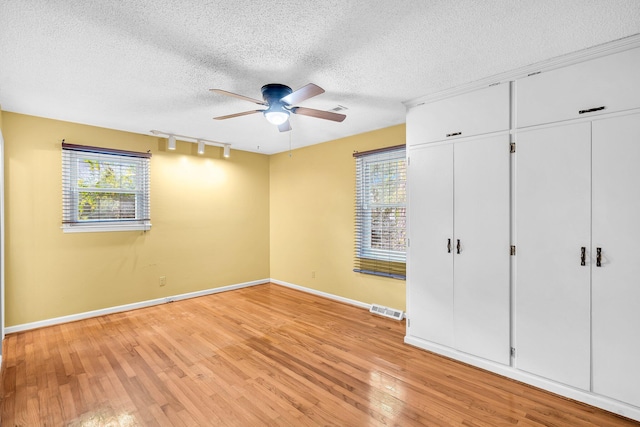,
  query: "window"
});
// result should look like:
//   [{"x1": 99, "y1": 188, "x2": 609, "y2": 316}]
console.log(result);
[
  {"x1": 62, "y1": 142, "x2": 151, "y2": 233},
  {"x1": 354, "y1": 145, "x2": 406, "y2": 279}
]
